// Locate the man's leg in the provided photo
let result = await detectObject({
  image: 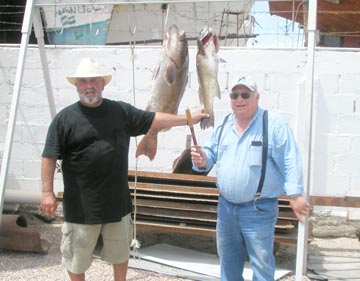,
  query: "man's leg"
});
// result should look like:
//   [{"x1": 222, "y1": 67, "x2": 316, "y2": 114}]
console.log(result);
[
  {"x1": 216, "y1": 196, "x2": 246, "y2": 281},
  {"x1": 113, "y1": 260, "x2": 129, "y2": 281},
  {"x1": 241, "y1": 198, "x2": 278, "y2": 281},
  {"x1": 60, "y1": 223, "x2": 101, "y2": 279},
  {"x1": 102, "y1": 214, "x2": 133, "y2": 281},
  {"x1": 67, "y1": 271, "x2": 85, "y2": 281}
]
